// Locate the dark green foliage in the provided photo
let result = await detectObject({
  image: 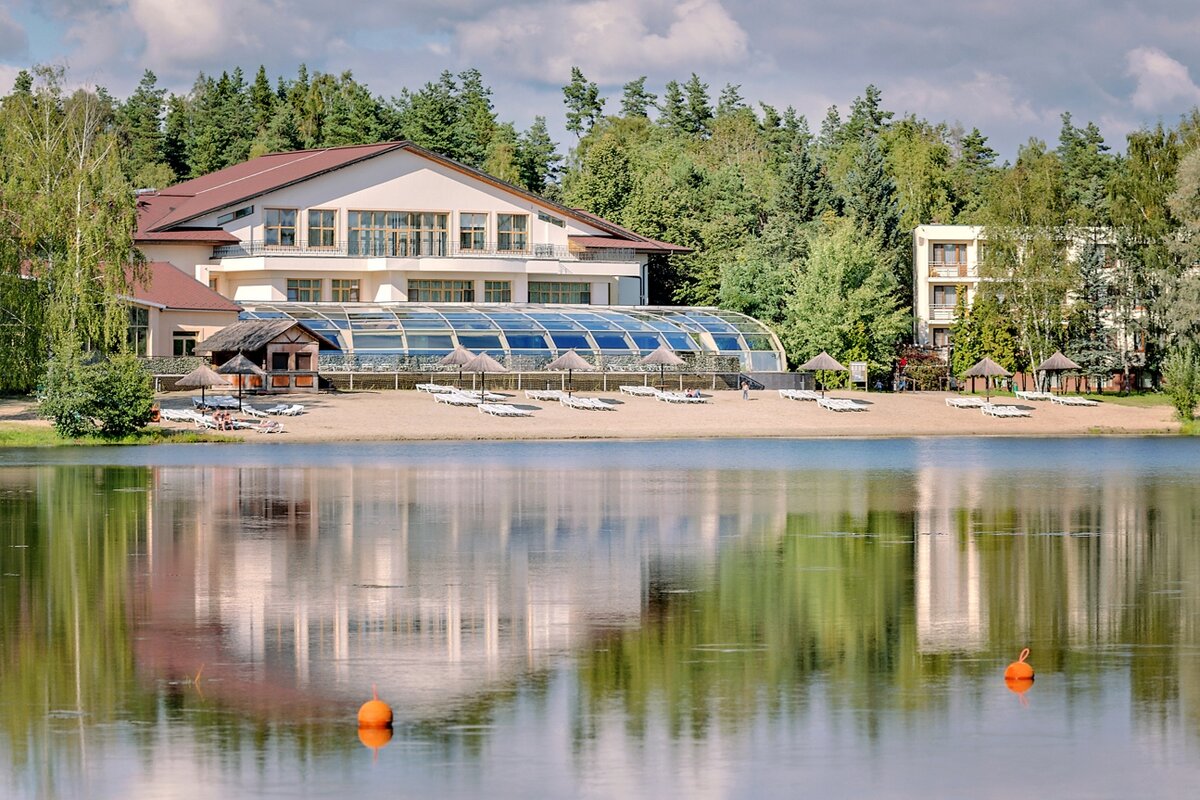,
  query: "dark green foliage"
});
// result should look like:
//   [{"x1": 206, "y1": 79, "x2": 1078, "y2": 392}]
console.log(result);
[
  {"x1": 1066, "y1": 242, "x2": 1119, "y2": 388},
  {"x1": 1163, "y1": 345, "x2": 1199, "y2": 421},
  {"x1": 39, "y1": 355, "x2": 154, "y2": 439},
  {"x1": 562, "y1": 66, "x2": 604, "y2": 138},
  {"x1": 621, "y1": 77, "x2": 656, "y2": 118}
]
